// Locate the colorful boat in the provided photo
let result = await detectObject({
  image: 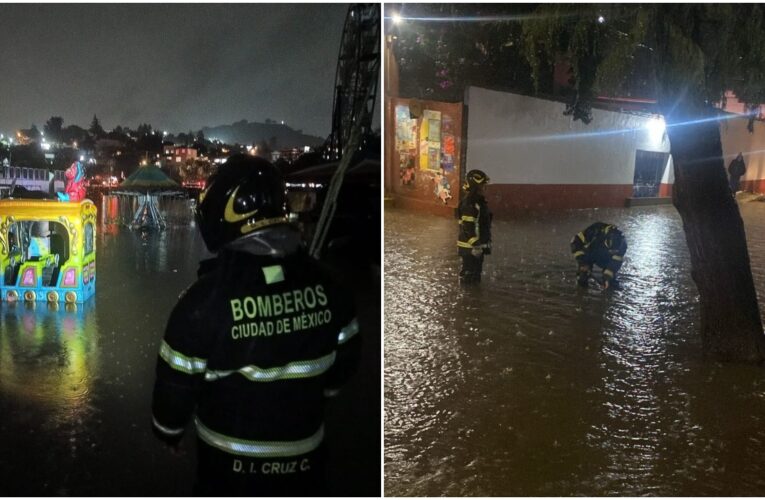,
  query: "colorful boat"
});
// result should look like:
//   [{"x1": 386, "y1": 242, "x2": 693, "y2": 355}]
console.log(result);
[{"x1": 0, "y1": 199, "x2": 97, "y2": 303}]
